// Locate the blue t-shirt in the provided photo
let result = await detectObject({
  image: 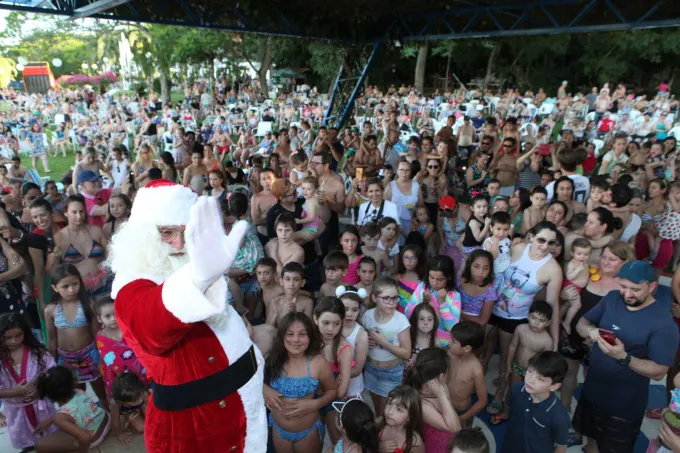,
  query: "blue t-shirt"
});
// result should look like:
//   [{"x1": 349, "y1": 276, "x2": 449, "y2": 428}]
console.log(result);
[{"x1": 583, "y1": 290, "x2": 679, "y2": 421}]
